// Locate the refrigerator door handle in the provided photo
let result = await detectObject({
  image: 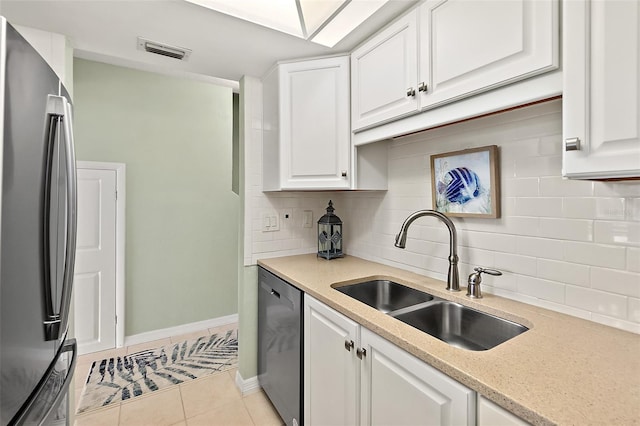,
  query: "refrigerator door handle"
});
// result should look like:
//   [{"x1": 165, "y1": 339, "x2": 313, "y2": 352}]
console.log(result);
[
  {"x1": 57, "y1": 98, "x2": 77, "y2": 342},
  {"x1": 10, "y1": 338, "x2": 78, "y2": 426},
  {"x1": 37, "y1": 338, "x2": 78, "y2": 426},
  {"x1": 43, "y1": 95, "x2": 77, "y2": 342}
]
